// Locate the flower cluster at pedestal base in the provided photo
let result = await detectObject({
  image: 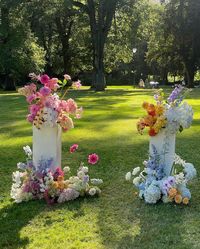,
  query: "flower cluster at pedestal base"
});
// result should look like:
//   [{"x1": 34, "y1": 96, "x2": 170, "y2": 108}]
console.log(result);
[
  {"x1": 125, "y1": 148, "x2": 196, "y2": 205},
  {"x1": 11, "y1": 145, "x2": 103, "y2": 204}
]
